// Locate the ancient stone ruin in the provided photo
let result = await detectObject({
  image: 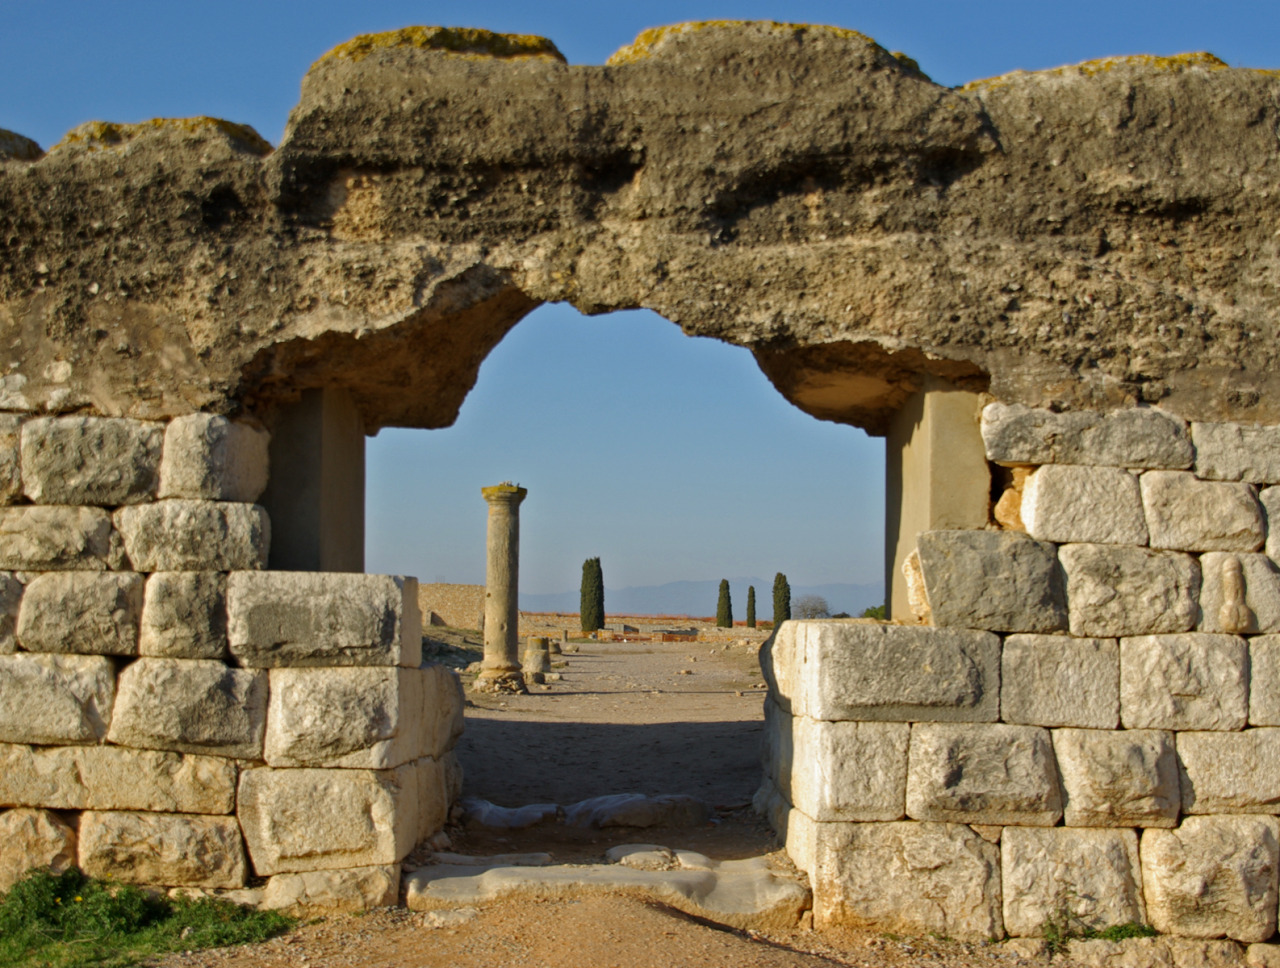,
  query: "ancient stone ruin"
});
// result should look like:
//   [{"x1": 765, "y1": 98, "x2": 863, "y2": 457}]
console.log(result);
[{"x1": 2, "y1": 18, "x2": 1280, "y2": 943}]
